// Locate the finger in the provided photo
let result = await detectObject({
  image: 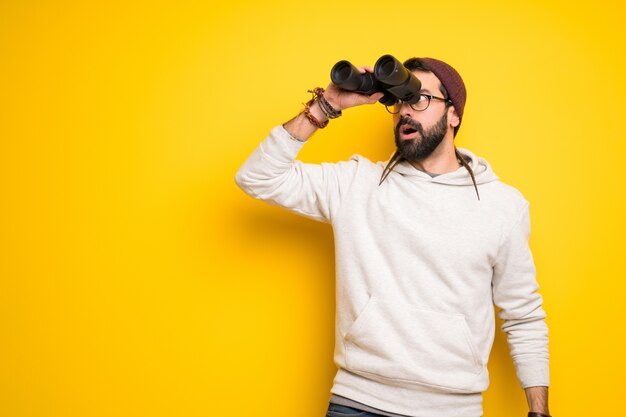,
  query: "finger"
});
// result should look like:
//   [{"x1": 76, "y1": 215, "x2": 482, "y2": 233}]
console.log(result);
[
  {"x1": 356, "y1": 65, "x2": 375, "y2": 74},
  {"x1": 369, "y1": 92, "x2": 385, "y2": 102},
  {"x1": 358, "y1": 92, "x2": 384, "y2": 105}
]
